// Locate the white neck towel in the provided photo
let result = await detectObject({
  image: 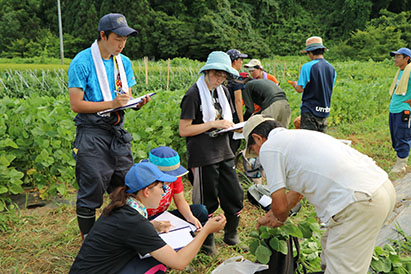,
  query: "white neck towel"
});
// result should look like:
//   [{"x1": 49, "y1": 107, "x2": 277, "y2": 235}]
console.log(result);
[
  {"x1": 196, "y1": 74, "x2": 232, "y2": 123},
  {"x1": 91, "y1": 40, "x2": 129, "y2": 101}
]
